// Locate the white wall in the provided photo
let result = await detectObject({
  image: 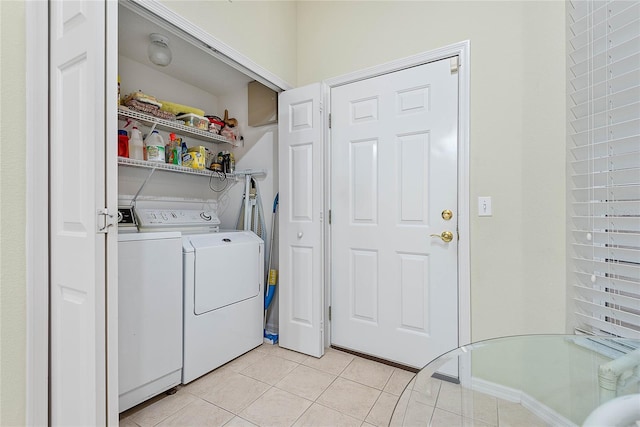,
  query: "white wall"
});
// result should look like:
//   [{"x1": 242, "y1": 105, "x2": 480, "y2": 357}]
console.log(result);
[
  {"x1": 119, "y1": 55, "x2": 220, "y2": 115},
  {"x1": 117, "y1": 55, "x2": 225, "y2": 202},
  {"x1": 159, "y1": 0, "x2": 298, "y2": 87},
  {"x1": 0, "y1": 1, "x2": 27, "y2": 425},
  {"x1": 217, "y1": 86, "x2": 278, "y2": 232},
  {"x1": 296, "y1": 0, "x2": 567, "y2": 341}
]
